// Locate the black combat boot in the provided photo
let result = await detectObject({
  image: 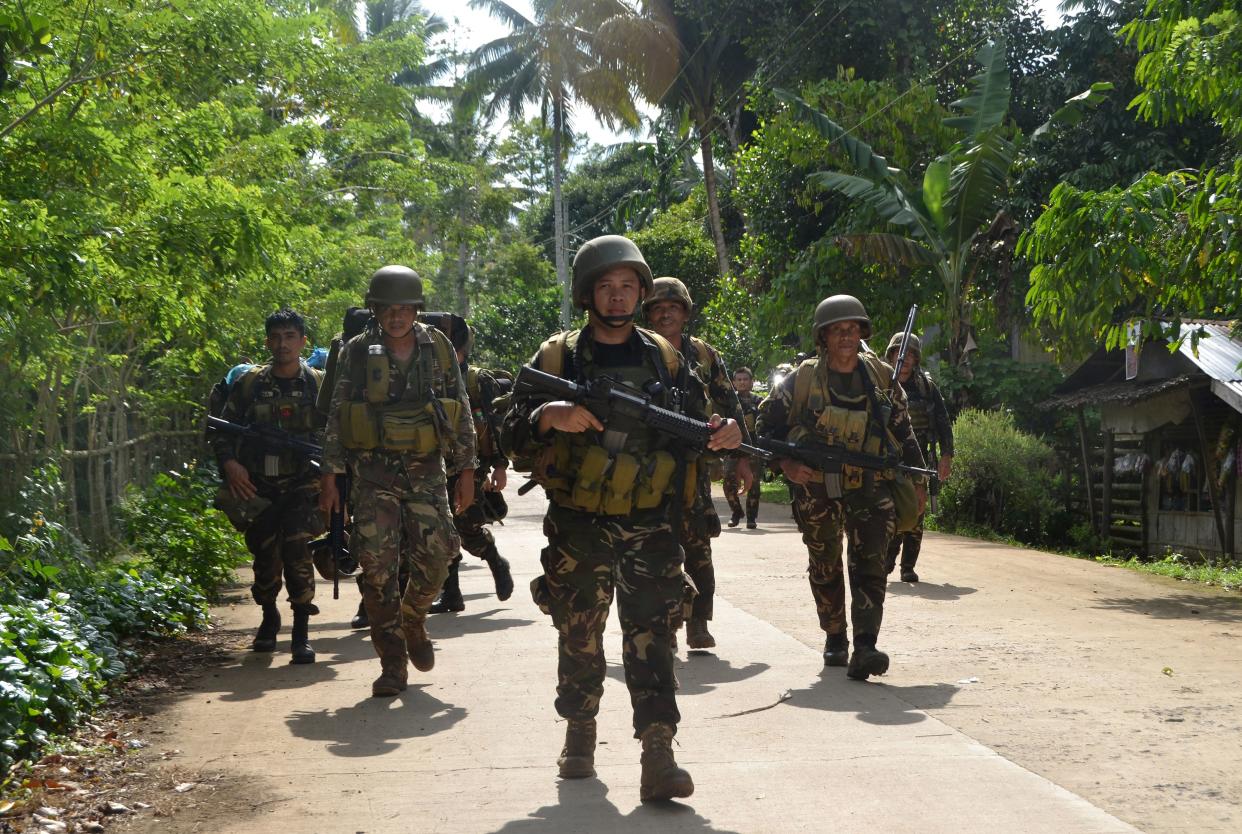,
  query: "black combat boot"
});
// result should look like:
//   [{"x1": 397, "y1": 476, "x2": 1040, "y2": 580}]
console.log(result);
[
  {"x1": 290, "y1": 608, "x2": 315, "y2": 664},
  {"x1": 728, "y1": 511, "x2": 742, "y2": 528},
  {"x1": 823, "y1": 632, "x2": 849, "y2": 667},
  {"x1": 847, "y1": 633, "x2": 890, "y2": 681},
  {"x1": 745, "y1": 518, "x2": 757, "y2": 529},
  {"x1": 483, "y1": 548, "x2": 514, "y2": 601},
  {"x1": 639, "y1": 722, "x2": 694, "y2": 801},
  {"x1": 900, "y1": 566, "x2": 919, "y2": 583},
  {"x1": 351, "y1": 576, "x2": 369, "y2": 629},
  {"x1": 558, "y1": 719, "x2": 597, "y2": 779},
  {"x1": 429, "y1": 561, "x2": 465, "y2": 614},
  {"x1": 251, "y1": 603, "x2": 281, "y2": 652}
]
